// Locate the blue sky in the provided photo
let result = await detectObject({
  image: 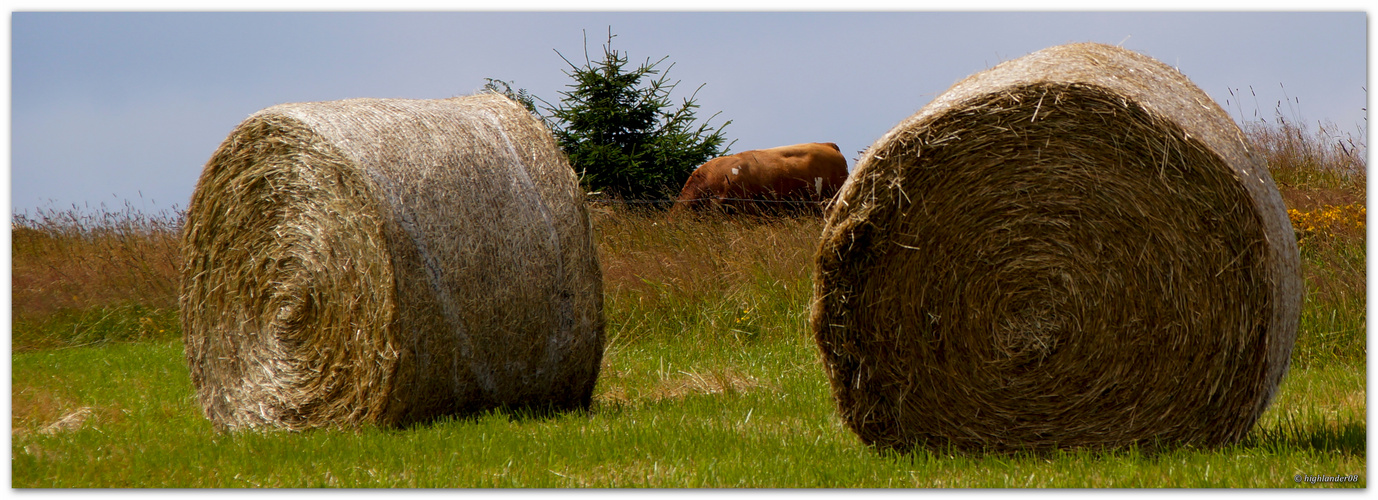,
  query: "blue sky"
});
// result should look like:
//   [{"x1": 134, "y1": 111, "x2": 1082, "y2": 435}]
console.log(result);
[{"x1": 8, "y1": 11, "x2": 1368, "y2": 214}]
